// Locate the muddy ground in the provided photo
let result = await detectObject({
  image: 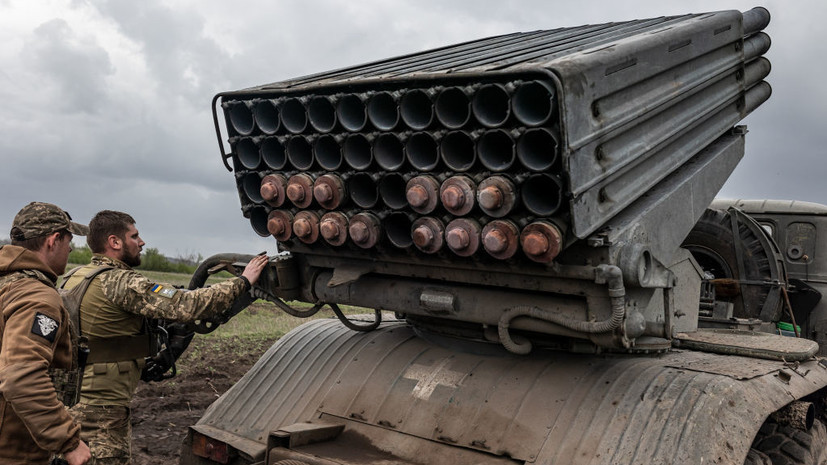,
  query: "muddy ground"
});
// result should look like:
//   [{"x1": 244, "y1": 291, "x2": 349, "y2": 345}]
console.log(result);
[{"x1": 130, "y1": 332, "x2": 279, "y2": 464}]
